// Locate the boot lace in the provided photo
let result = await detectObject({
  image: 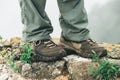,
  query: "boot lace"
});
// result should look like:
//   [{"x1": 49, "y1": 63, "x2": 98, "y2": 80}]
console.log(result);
[
  {"x1": 44, "y1": 40, "x2": 57, "y2": 48},
  {"x1": 34, "y1": 40, "x2": 57, "y2": 48},
  {"x1": 87, "y1": 39, "x2": 97, "y2": 46}
]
